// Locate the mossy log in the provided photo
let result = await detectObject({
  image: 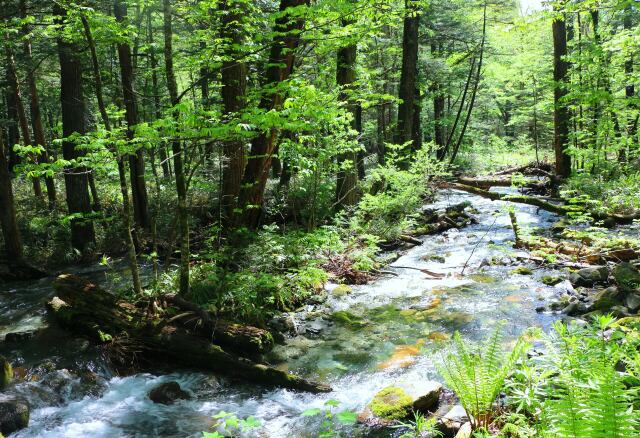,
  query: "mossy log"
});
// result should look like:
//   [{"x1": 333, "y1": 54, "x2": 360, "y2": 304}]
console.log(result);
[
  {"x1": 445, "y1": 182, "x2": 640, "y2": 224},
  {"x1": 457, "y1": 176, "x2": 540, "y2": 189},
  {"x1": 163, "y1": 294, "x2": 274, "y2": 356},
  {"x1": 48, "y1": 274, "x2": 331, "y2": 393}
]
